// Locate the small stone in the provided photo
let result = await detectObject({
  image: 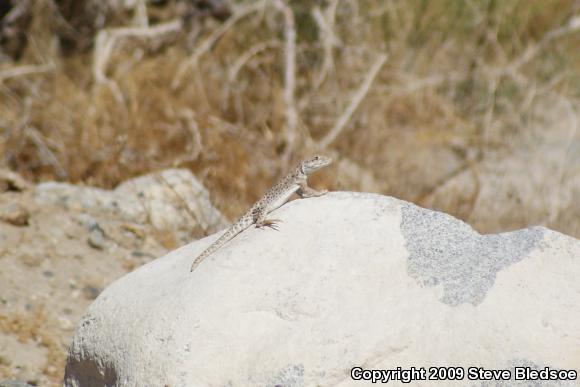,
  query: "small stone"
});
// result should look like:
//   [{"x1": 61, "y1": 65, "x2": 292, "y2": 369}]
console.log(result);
[
  {"x1": 58, "y1": 316, "x2": 73, "y2": 330},
  {"x1": 87, "y1": 222, "x2": 106, "y2": 250},
  {"x1": 0, "y1": 169, "x2": 31, "y2": 192},
  {"x1": 82, "y1": 285, "x2": 101, "y2": 300},
  {"x1": 131, "y1": 250, "x2": 154, "y2": 258},
  {"x1": 0, "y1": 203, "x2": 30, "y2": 226},
  {"x1": 19, "y1": 253, "x2": 42, "y2": 267}
]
